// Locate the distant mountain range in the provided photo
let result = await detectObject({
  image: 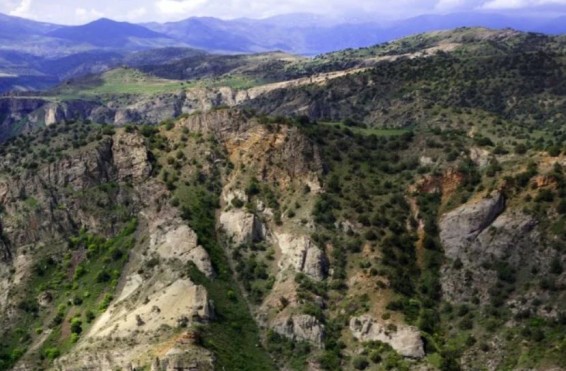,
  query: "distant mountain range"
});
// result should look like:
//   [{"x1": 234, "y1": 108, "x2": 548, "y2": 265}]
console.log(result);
[{"x1": 0, "y1": 11, "x2": 565, "y2": 92}]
